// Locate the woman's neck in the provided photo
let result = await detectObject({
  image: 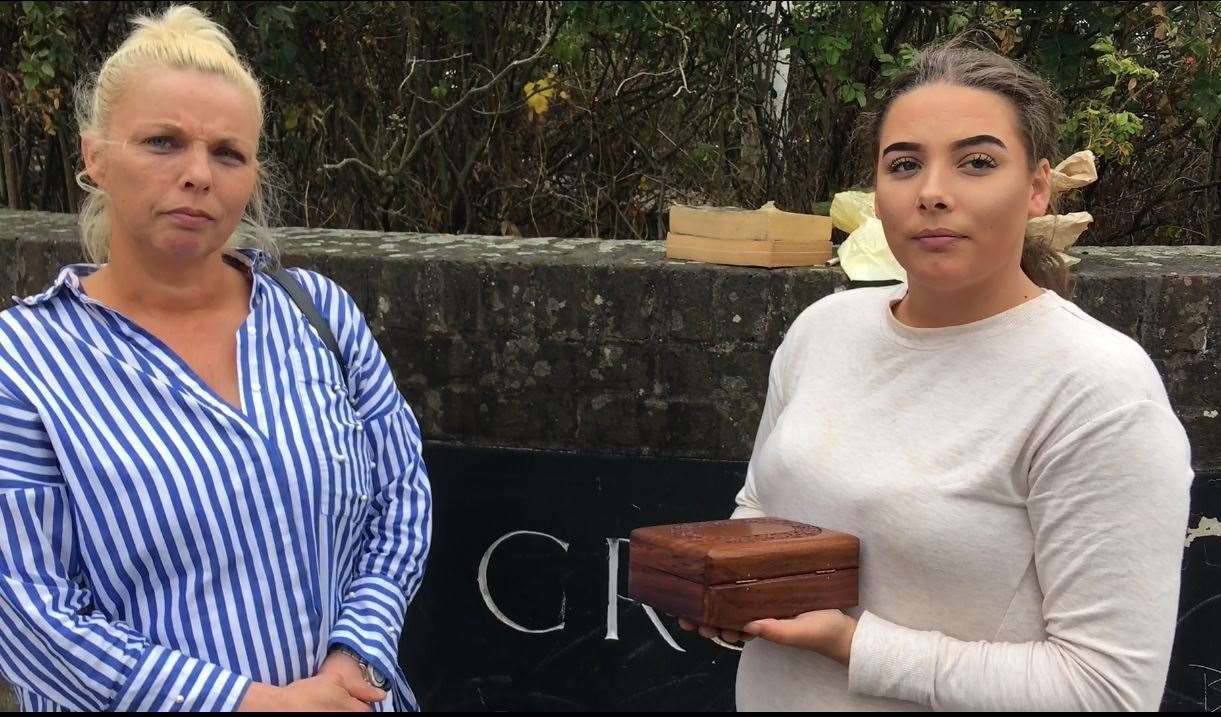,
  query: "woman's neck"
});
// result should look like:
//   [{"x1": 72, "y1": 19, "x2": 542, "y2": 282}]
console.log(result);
[
  {"x1": 893, "y1": 269, "x2": 1044, "y2": 329},
  {"x1": 81, "y1": 242, "x2": 250, "y2": 318}
]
